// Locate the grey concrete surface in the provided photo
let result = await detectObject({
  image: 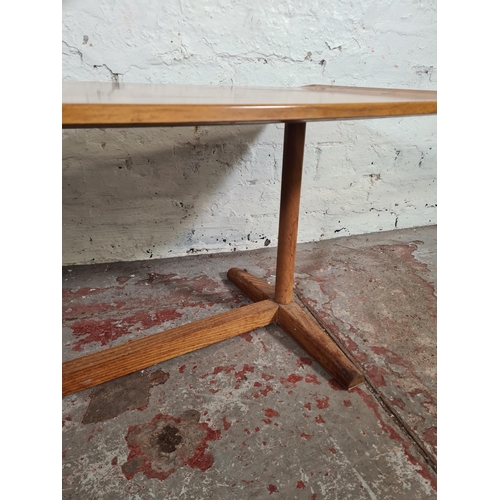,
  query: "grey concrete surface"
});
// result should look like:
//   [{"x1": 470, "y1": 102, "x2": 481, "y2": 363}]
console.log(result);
[{"x1": 63, "y1": 226, "x2": 437, "y2": 499}]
